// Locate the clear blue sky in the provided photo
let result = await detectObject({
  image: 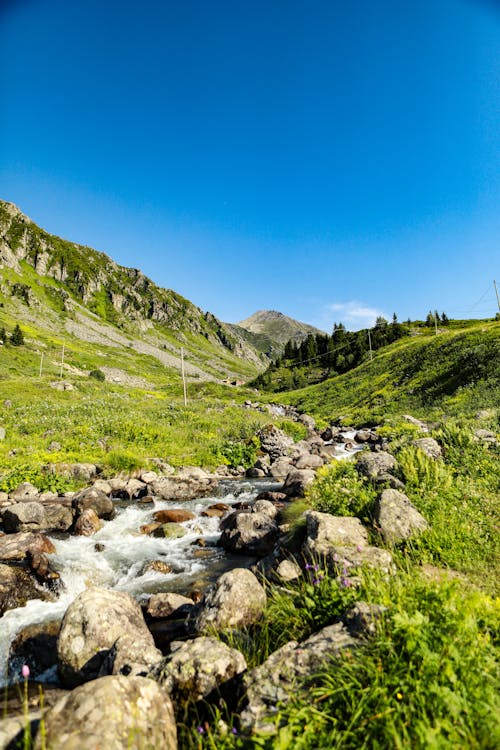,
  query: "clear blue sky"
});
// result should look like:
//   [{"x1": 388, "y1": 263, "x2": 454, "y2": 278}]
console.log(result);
[{"x1": 1, "y1": 0, "x2": 499, "y2": 330}]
